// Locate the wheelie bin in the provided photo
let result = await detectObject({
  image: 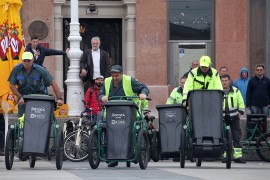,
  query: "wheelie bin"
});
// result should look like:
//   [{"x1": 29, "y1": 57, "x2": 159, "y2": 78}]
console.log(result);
[
  {"x1": 156, "y1": 104, "x2": 186, "y2": 158},
  {"x1": 105, "y1": 101, "x2": 137, "y2": 159},
  {"x1": 22, "y1": 95, "x2": 55, "y2": 156}
]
